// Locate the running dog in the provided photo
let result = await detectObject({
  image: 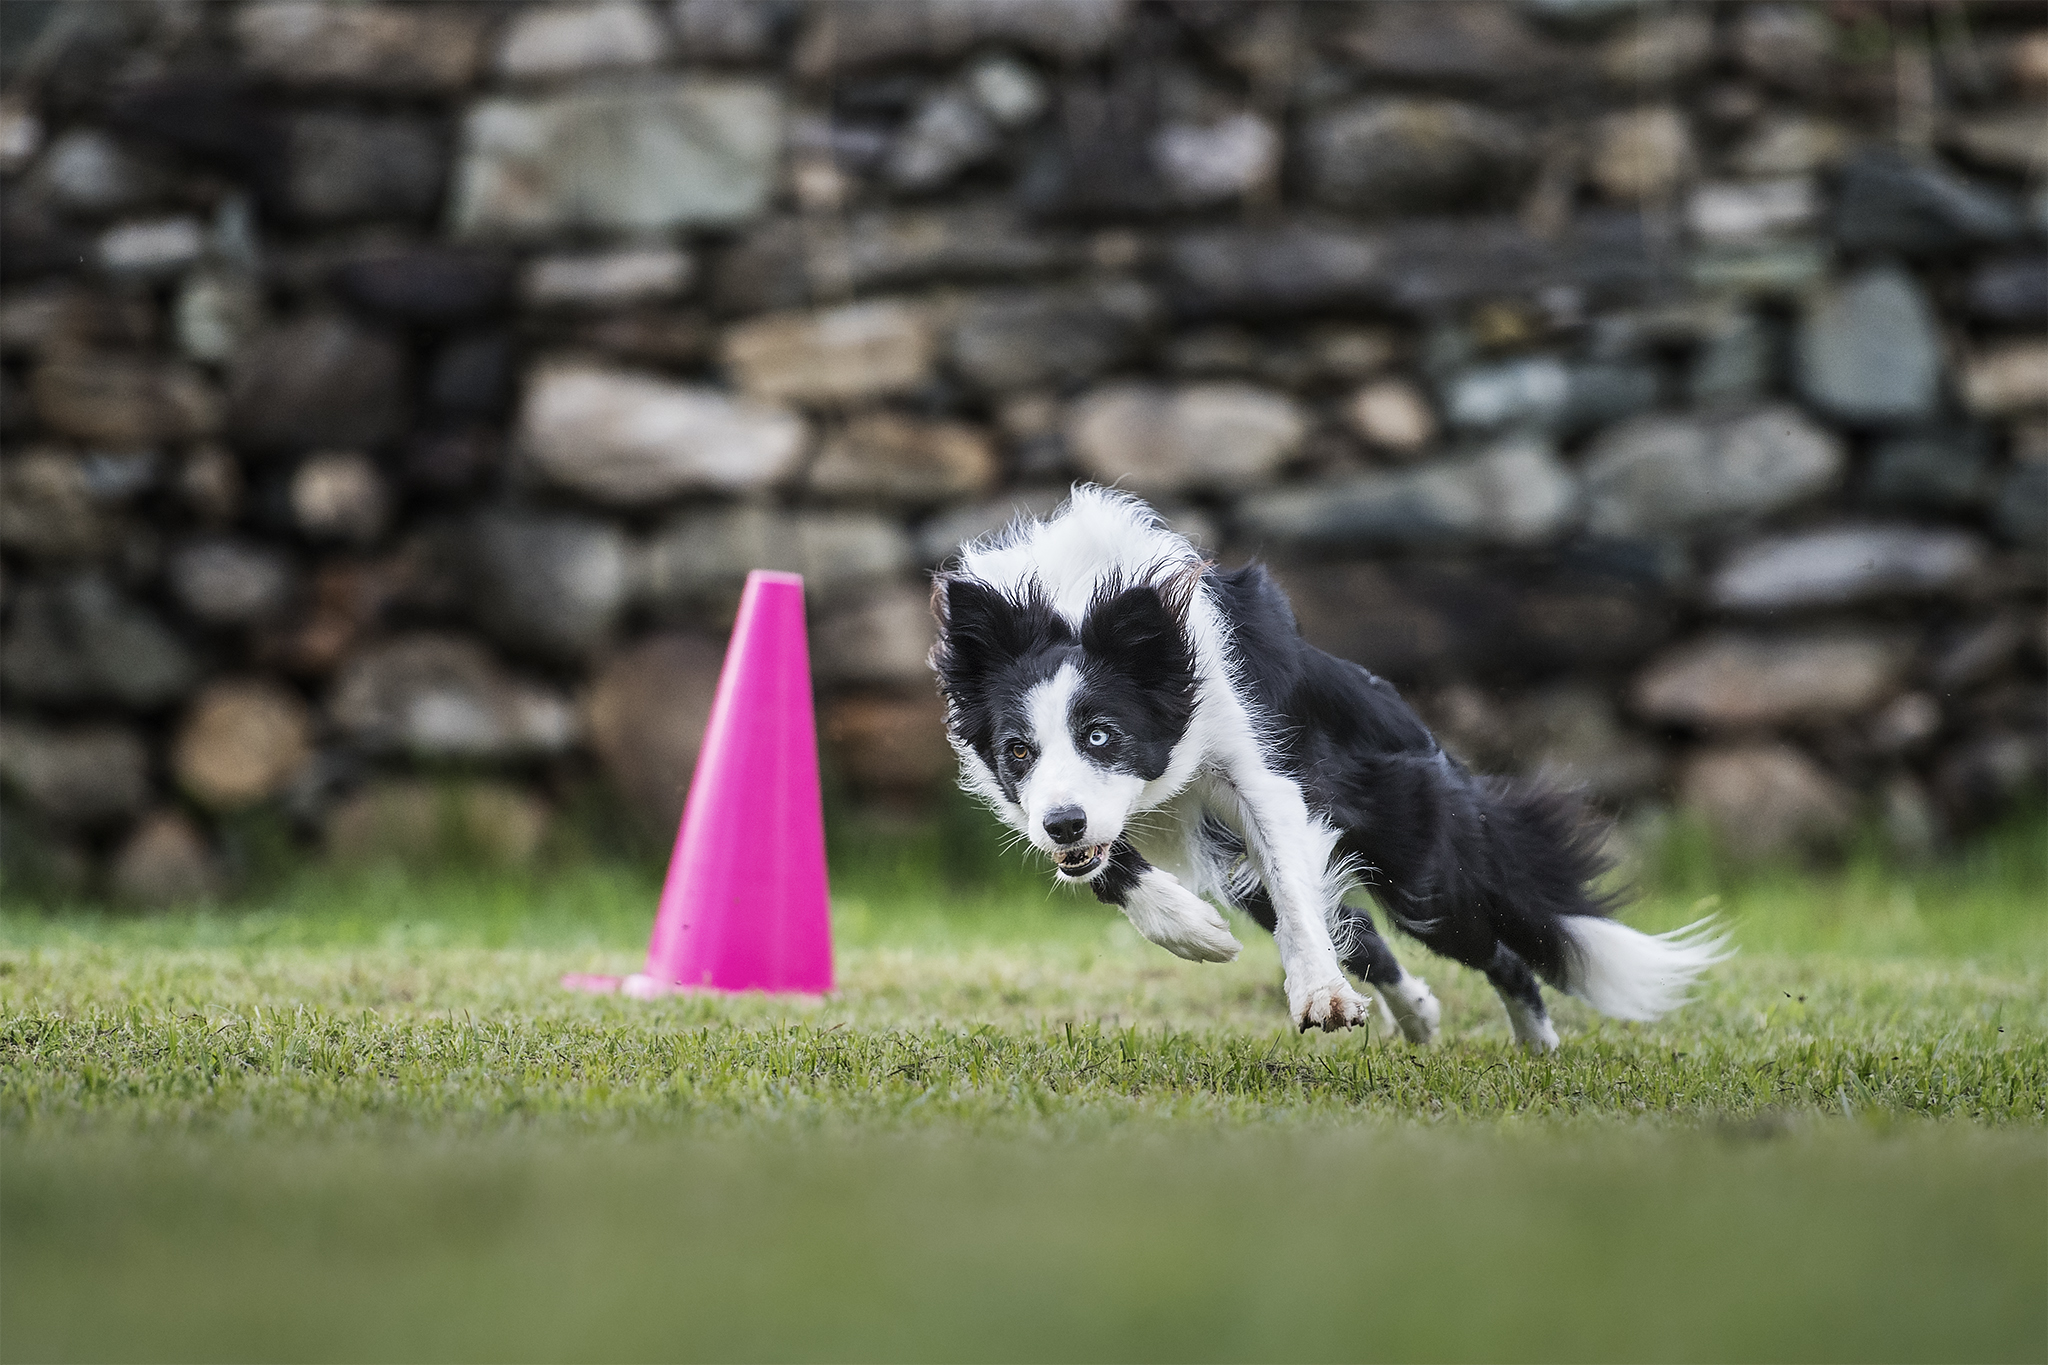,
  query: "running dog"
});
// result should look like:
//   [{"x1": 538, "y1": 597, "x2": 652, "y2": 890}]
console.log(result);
[{"x1": 928, "y1": 485, "x2": 1726, "y2": 1048}]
